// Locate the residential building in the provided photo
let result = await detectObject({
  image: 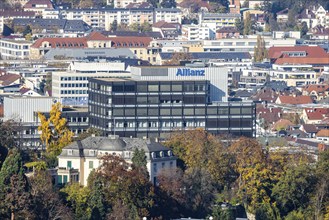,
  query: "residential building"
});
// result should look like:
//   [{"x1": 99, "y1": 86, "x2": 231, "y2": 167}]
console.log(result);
[
  {"x1": 301, "y1": 108, "x2": 329, "y2": 124},
  {"x1": 216, "y1": 26, "x2": 240, "y2": 39},
  {"x1": 23, "y1": 0, "x2": 54, "y2": 15},
  {"x1": 0, "y1": 10, "x2": 35, "y2": 34},
  {"x1": 203, "y1": 37, "x2": 296, "y2": 57},
  {"x1": 88, "y1": 65, "x2": 256, "y2": 138},
  {"x1": 239, "y1": 67, "x2": 270, "y2": 89},
  {"x1": 12, "y1": 18, "x2": 91, "y2": 36},
  {"x1": 271, "y1": 64, "x2": 318, "y2": 87},
  {"x1": 302, "y1": 84, "x2": 329, "y2": 101},
  {"x1": 57, "y1": 136, "x2": 177, "y2": 185},
  {"x1": 152, "y1": 21, "x2": 181, "y2": 40},
  {"x1": 157, "y1": 40, "x2": 203, "y2": 53},
  {"x1": 316, "y1": 129, "x2": 329, "y2": 143},
  {"x1": 113, "y1": 0, "x2": 147, "y2": 8},
  {"x1": 181, "y1": 25, "x2": 213, "y2": 40},
  {"x1": 275, "y1": 95, "x2": 313, "y2": 105},
  {"x1": 0, "y1": 38, "x2": 32, "y2": 60},
  {"x1": 229, "y1": 0, "x2": 240, "y2": 14},
  {"x1": 199, "y1": 12, "x2": 241, "y2": 33},
  {"x1": 276, "y1": 8, "x2": 289, "y2": 23},
  {"x1": 154, "y1": 8, "x2": 182, "y2": 24}
]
